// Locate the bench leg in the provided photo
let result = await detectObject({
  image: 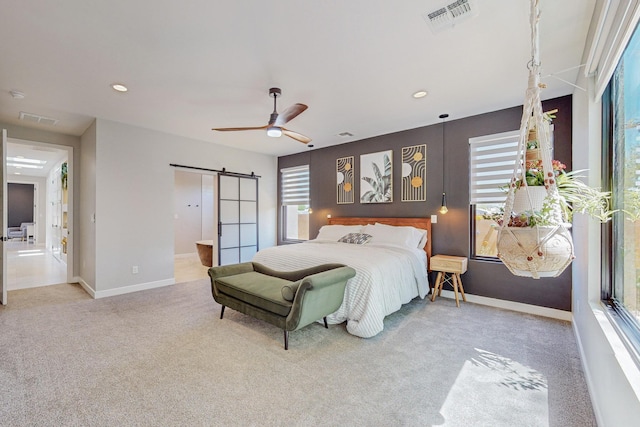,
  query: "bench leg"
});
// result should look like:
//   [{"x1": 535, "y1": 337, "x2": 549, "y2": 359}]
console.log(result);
[
  {"x1": 220, "y1": 305, "x2": 225, "y2": 319},
  {"x1": 323, "y1": 317, "x2": 328, "y2": 329},
  {"x1": 284, "y1": 330, "x2": 289, "y2": 350}
]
